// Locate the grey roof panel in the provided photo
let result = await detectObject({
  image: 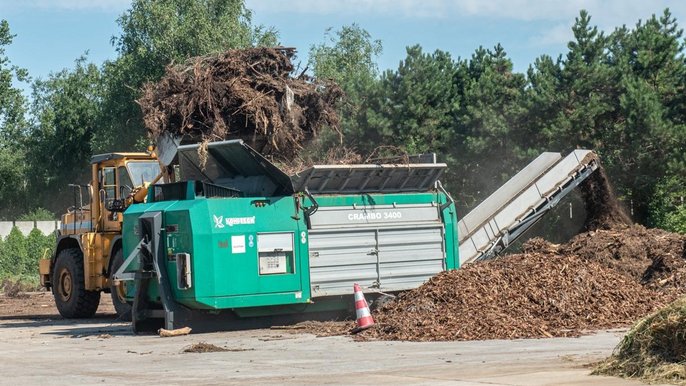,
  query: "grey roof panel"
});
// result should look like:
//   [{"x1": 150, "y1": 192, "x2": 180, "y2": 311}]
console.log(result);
[
  {"x1": 176, "y1": 140, "x2": 294, "y2": 197},
  {"x1": 291, "y1": 163, "x2": 447, "y2": 194}
]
